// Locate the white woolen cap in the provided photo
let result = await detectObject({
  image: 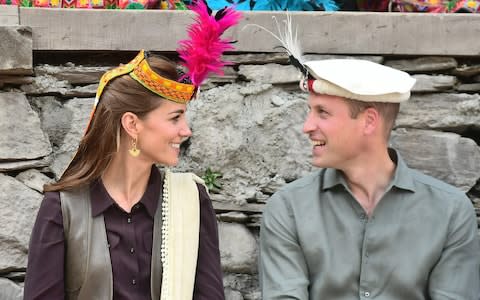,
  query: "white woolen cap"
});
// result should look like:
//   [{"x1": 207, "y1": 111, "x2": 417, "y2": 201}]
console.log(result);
[{"x1": 300, "y1": 59, "x2": 416, "y2": 103}]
